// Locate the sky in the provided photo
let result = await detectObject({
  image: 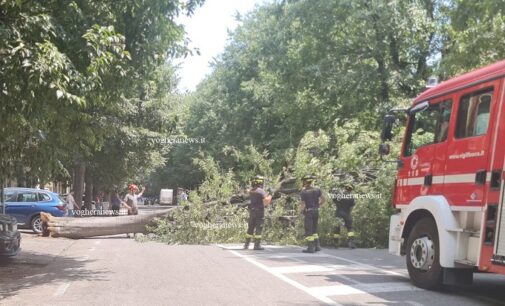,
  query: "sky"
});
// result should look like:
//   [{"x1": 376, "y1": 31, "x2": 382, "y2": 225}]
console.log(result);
[{"x1": 175, "y1": 0, "x2": 266, "y2": 92}]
